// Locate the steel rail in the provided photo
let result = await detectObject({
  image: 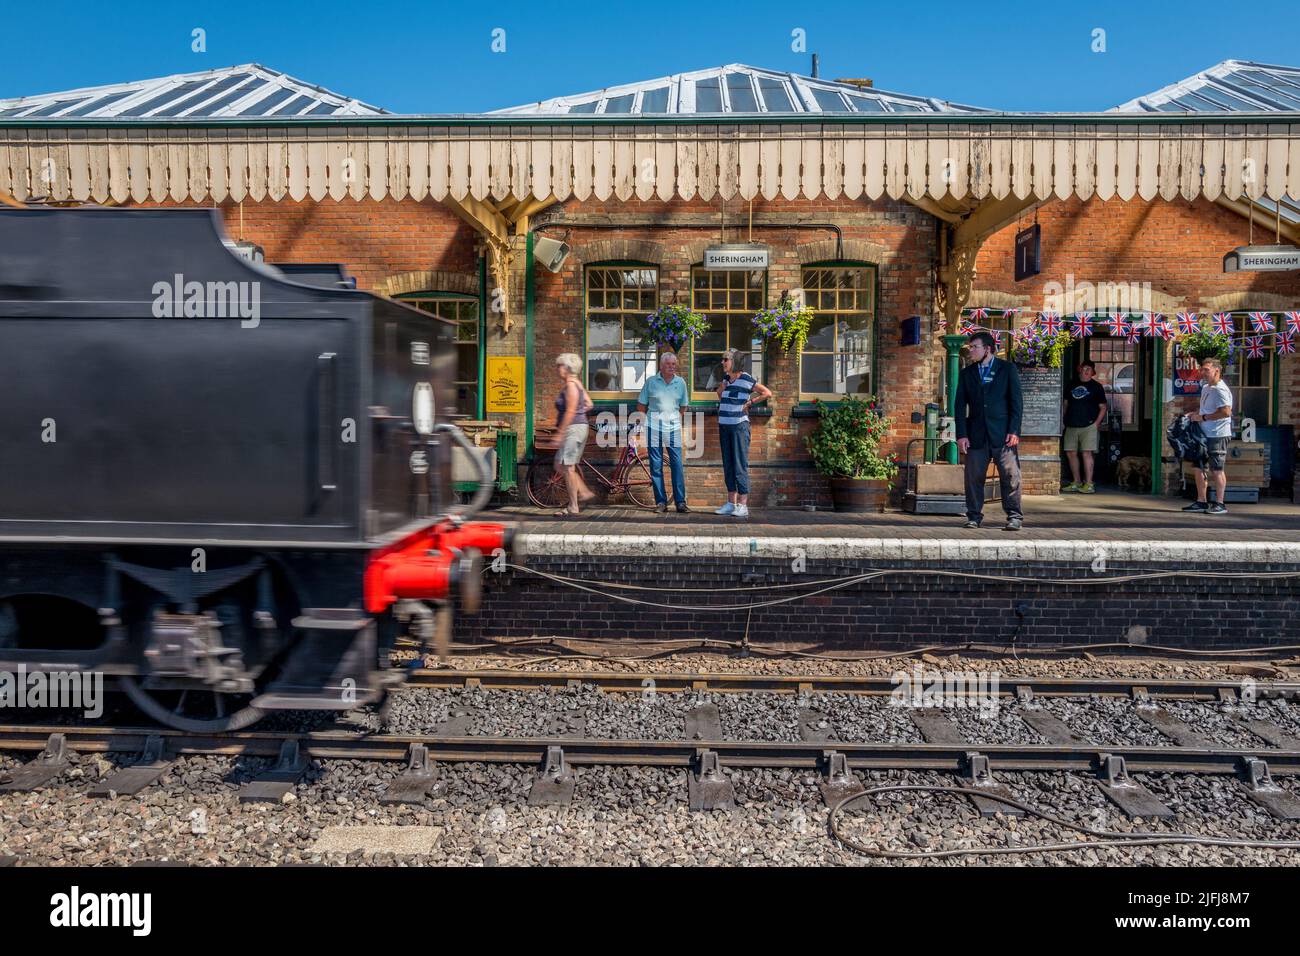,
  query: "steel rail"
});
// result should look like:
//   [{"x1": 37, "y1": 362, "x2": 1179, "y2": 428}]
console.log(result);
[
  {"x1": 1, "y1": 724, "x2": 1296, "y2": 775},
  {"x1": 405, "y1": 669, "x2": 1300, "y2": 701}
]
